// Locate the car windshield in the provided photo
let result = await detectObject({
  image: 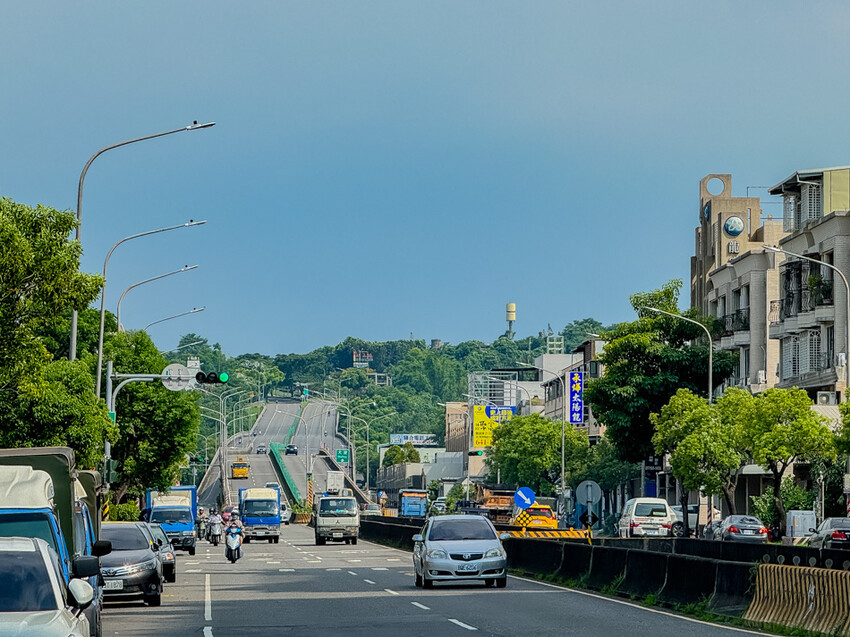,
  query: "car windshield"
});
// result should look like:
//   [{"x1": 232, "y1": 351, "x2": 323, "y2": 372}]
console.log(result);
[
  {"x1": 527, "y1": 508, "x2": 554, "y2": 518},
  {"x1": 149, "y1": 525, "x2": 169, "y2": 545},
  {"x1": 429, "y1": 519, "x2": 496, "y2": 541},
  {"x1": 102, "y1": 525, "x2": 150, "y2": 550},
  {"x1": 244, "y1": 501, "x2": 279, "y2": 517},
  {"x1": 232, "y1": 463, "x2": 248, "y2": 469},
  {"x1": 0, "y1": 551, "x2": 58, "y2": 612},
  {"x1": 319, "y1": 499, "x2": 357, "y2": 516},
  {"x1": 150, "y1": 508, "x2": 193, "y2": 525},
  {"x1": 634, "y1": 503, "x2": 668, "y2": 517}
]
